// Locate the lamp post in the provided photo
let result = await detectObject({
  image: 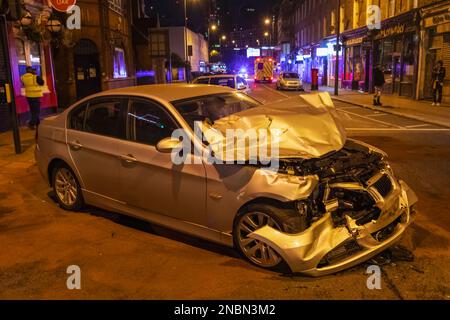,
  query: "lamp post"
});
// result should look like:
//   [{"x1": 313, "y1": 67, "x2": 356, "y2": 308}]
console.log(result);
[
  {"x1": 334, "y1": 0, "x2": 341, "y2": 96},
  {"x1": 0, "y1": 14, "x2": 21, "y2": 154}
]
